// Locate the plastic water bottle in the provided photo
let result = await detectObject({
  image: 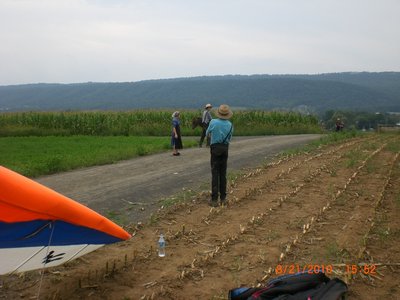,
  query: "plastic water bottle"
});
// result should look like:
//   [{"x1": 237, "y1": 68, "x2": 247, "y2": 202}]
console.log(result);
[{"x1": 158, "y1": 234, "x2": 166, "y2": 257}]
